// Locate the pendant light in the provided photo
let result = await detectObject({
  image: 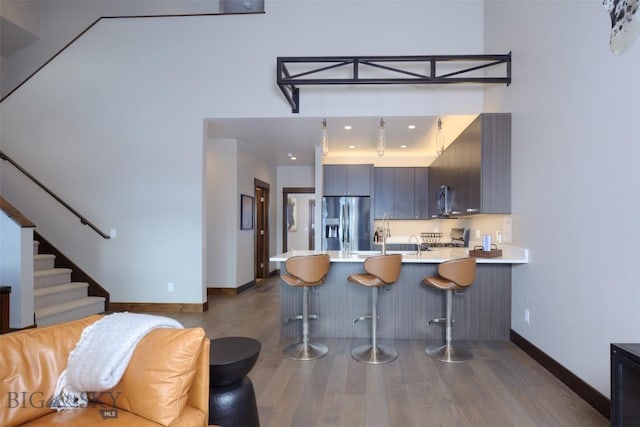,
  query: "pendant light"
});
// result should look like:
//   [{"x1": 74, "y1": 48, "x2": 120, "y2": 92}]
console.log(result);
[
  {"x1": 436, "y1": 117, "x2": 445, "y2": 157},
  {"x1": 321, "y1": 118, "x2": 329, "y2": 156},
  {"x1": 377, "y1": 118, "x2": 385, "y2": 157}
]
